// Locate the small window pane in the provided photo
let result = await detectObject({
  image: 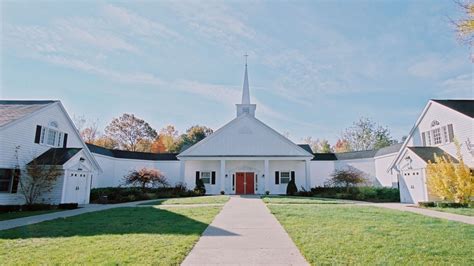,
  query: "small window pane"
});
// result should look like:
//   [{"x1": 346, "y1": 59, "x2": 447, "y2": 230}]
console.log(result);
[
  {"x1": 0, "y1": 169, "x2": 12, "y2": 192},
  {"x1": 280, "y1": 172, "x2": 290, "y2": 184},
  {"x1": 201, "y1": 172, "x2": 211, "y2": 184},
  {"x1": 433, "y1": 128, "x2": 442, "y2": 145},
  {"x1": 46, "y1": 129, "x2": 57, "y2": 146}
]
